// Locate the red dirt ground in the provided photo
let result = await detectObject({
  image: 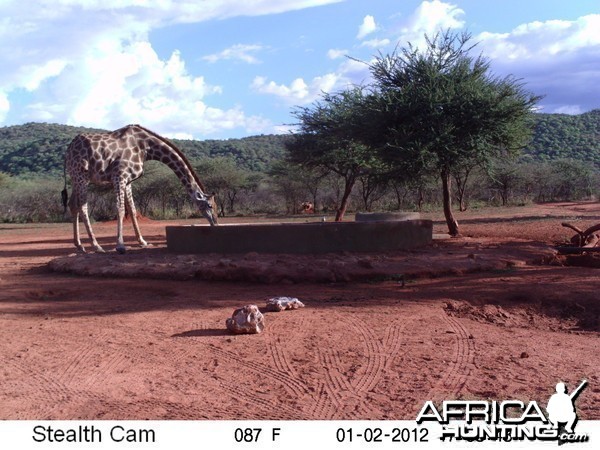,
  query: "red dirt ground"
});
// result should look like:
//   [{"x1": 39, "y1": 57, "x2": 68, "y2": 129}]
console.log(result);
[{"x1": 1, "y1": 202, "x2": 599, "y2": 420}]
